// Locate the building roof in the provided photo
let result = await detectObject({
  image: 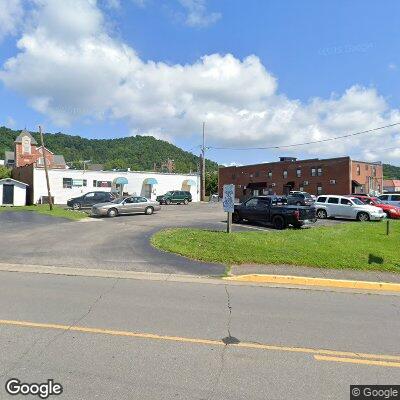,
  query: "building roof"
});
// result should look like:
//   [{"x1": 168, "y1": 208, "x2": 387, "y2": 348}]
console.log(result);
[
  {"x1": 0, "y1": 178, "x2": 28, "y2": 186},
  {"x1": 54, "y1": 155, "x2": 66, "y2": 165},
  {"x1": 383, "y1": 179, "x2": 400, "y2": 187},
  {"x1": 14, "y1": 129, "x2": 38, "y2": 145}
]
